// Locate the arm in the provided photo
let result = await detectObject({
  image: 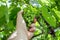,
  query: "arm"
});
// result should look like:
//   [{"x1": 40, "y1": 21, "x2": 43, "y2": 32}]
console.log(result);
[
  {"x1": 8, "y1": 10, "x2": 35, "y2": 40},
  {"x1": 8, "y1": 10, "x2": 28, "y2": 40},
  {"x1": 16, "y1": 10, "x2": 28, "y2": 40}
]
